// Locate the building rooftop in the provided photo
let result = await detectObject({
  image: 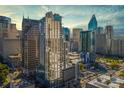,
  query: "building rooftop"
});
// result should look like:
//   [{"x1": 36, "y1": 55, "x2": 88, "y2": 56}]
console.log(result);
[
  {"x1": 0, "y1": 16, "x2": 11, "y2": 23},
  {"x1": 87, "y1": 75, "x2": 124, "y2": 88}
]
